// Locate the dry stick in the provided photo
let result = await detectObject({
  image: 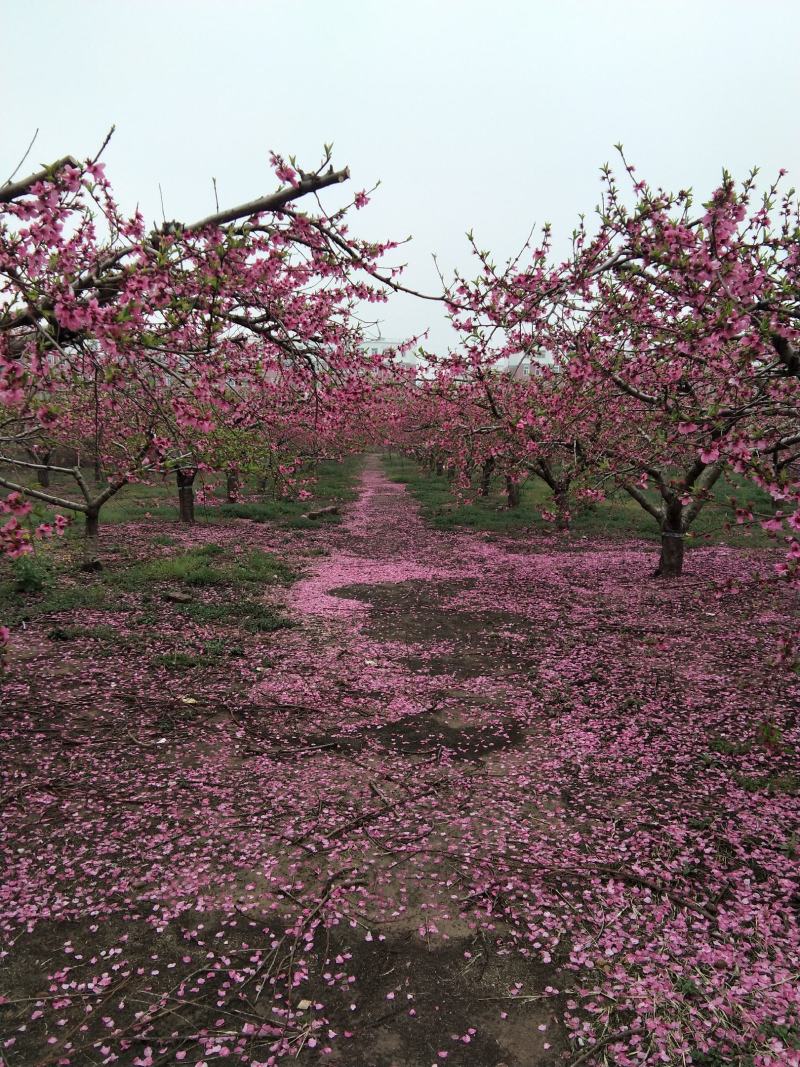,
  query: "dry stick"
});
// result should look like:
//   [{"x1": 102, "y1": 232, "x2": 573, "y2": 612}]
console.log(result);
[
  {"x1": 3, "y1": 128, "x2": 39, "y2": 186},
  {"x1": 32, "y1": 975, "x2": 132, "y2": 1067},
  {"x1": 368, "y1": 780, "x2": 392, "y2": 805},
  {"x1": 567, "y1": 1027, "x2": 635, "y2": 1067},
  {"x1": 244, "y1": 740, "x2": 339, "y2": 758},
  {"x1": 555, "y1": 864, "x2": 719, "y2": 923},
  {"x1": 284, "y1": 779, "x2": 442, "y2": 849}
]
